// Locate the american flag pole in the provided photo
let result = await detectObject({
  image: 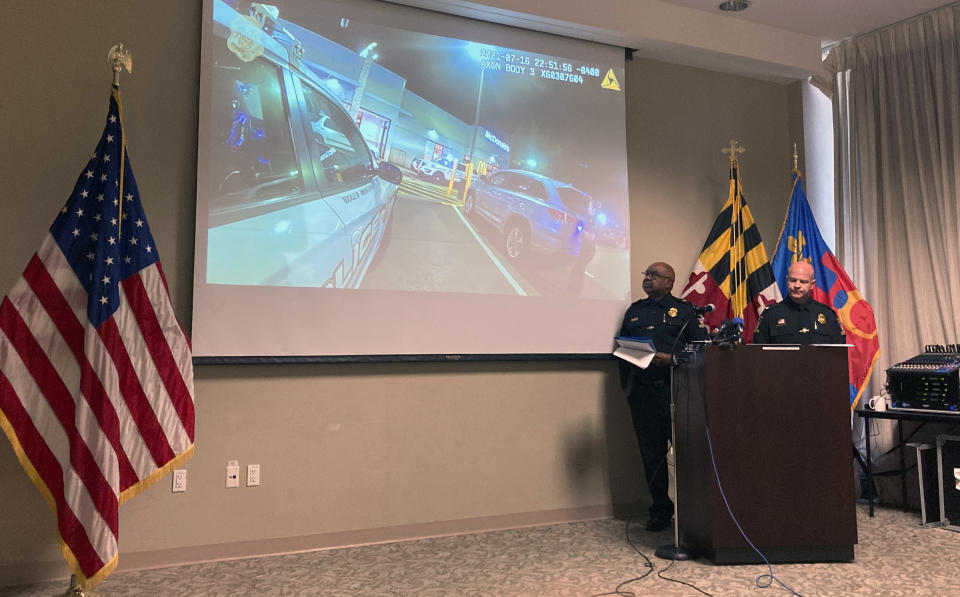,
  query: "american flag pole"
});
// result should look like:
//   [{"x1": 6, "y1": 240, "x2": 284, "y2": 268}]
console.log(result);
[
  {"x1": 109, "y1": 43, "x2": 132, "y2": 242},
  {"x1": 62, "y1": 41, "x2": 136, "y2": 597}
]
